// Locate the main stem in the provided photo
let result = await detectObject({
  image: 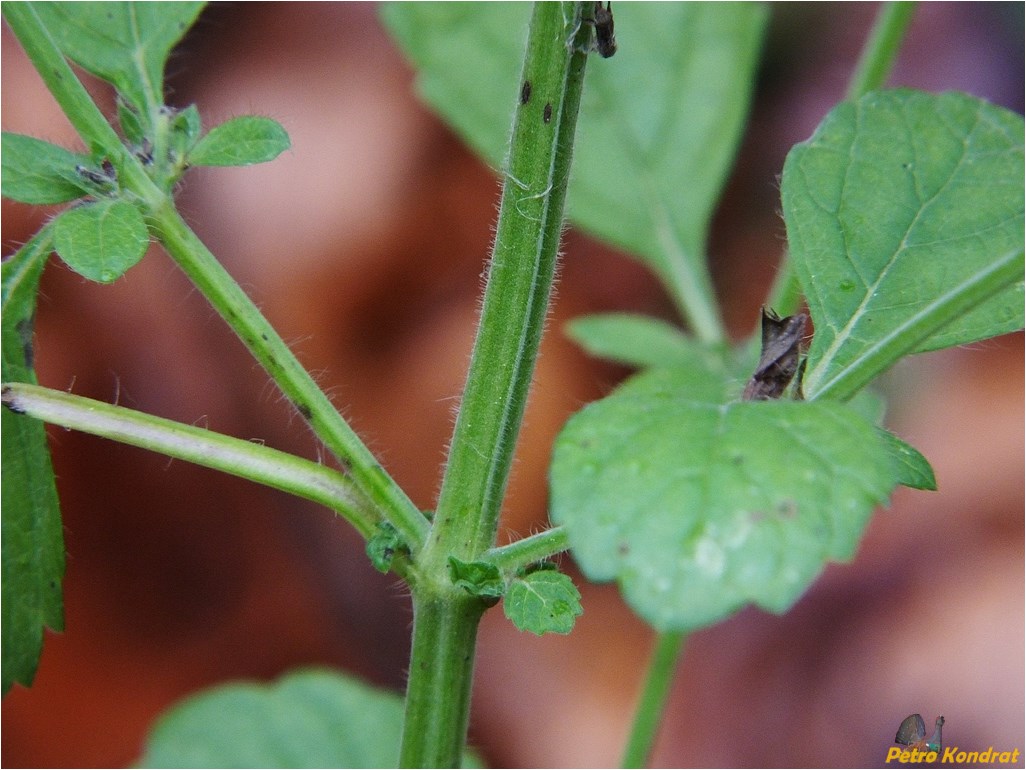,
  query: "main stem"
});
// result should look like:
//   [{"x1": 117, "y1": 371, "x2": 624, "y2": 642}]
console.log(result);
[{"x1": 400, "y1": 3, "x2": 593, "y2": 766}]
